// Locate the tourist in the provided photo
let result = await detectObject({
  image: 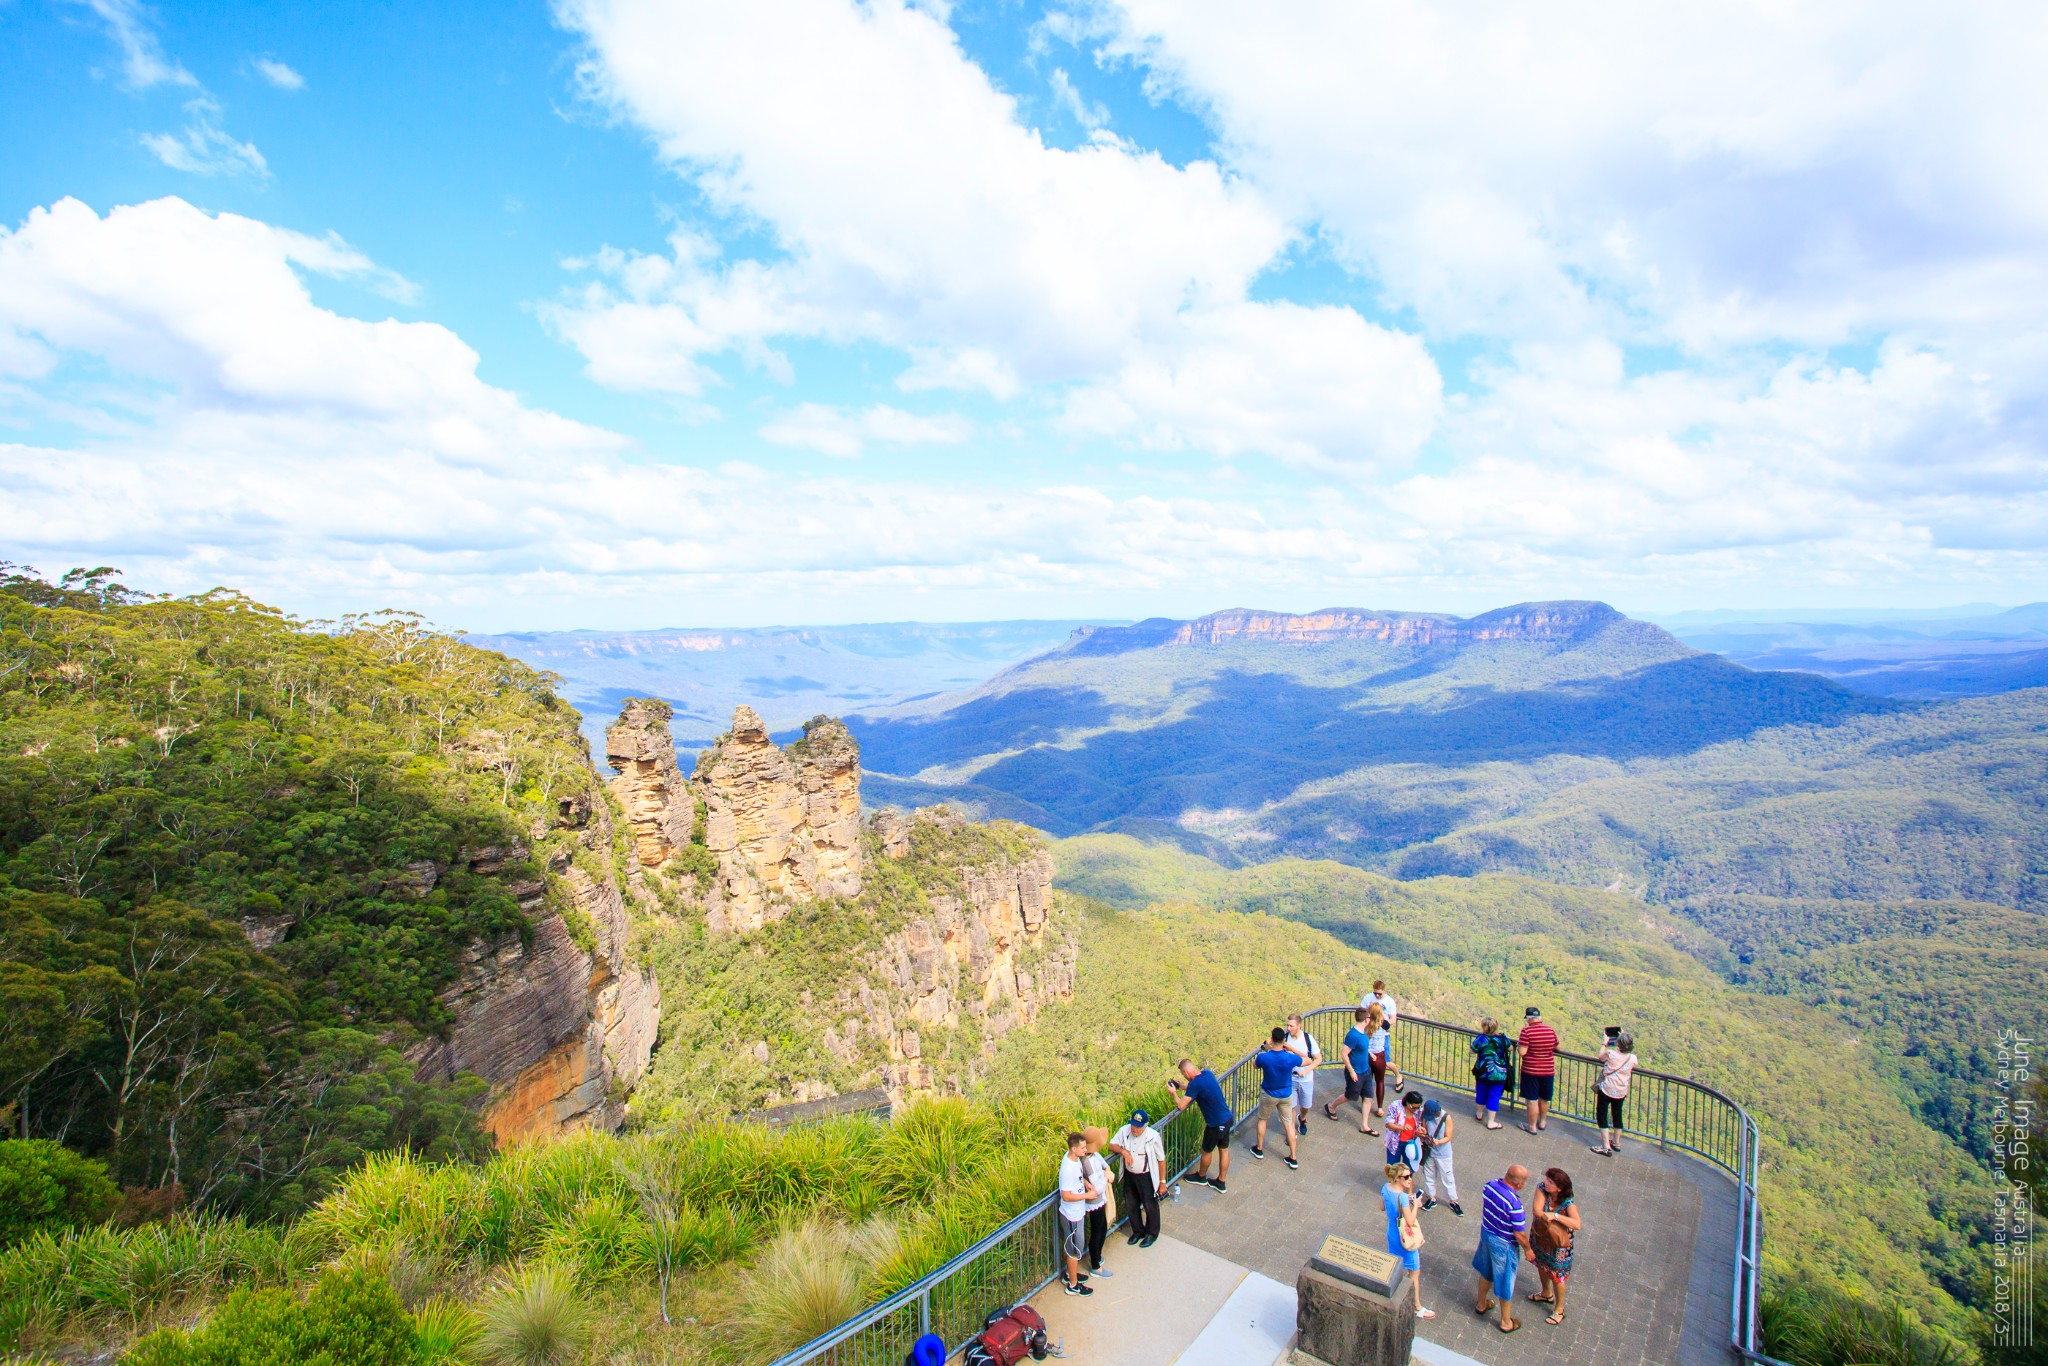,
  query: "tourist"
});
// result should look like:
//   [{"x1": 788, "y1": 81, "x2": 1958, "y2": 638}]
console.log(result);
[
  {"x1": 1385, "y1": 1090, "x2": 1425, "y2": 1173},
  {"x1": 1325, "y1": 1005, "x2": 1380, "y2": 1135},
  {"x1": 1109, "y1": 1109, "x2": 1167, "y2": 1247},
  {"x1": 1592, "y1": 1030, "x2": 1638, "y2": 1156},
  {"x1": 1362, "y1": 979, "x2": 1402, "y2": 1087},
  {"x1": 1470, "y1": 1017, "x2": 1512, "y2": 1130},
  {"x1": 1250, "y1": 1027, "x2": 1303, "y2": 1169},
  {"x1": 1080, "y1": 1127, "x2": 1114, "y2": 1278},
  {"x1": 1473, "y1": 1164, "x2": 1535, "y2": 1332},
  {"x1": 1528, "y1": 1167, "x2": 1580, "y2": 1325},
  {"x1": 1169, "y1": 1058, "x2": 1233, "y2": 1193},
  {"x1": 1057, "y1": 1132, "x2": 1093, "y2": 1296},
  {"x1": 1381, "y1": 1162, "x2": 1436, "y2": 1320},
  {"x1": 1517, "y1": 1006, "x2": 1559, "y2": 1133},
  {"x1": 1284, "y1": 1013, "x2": 1322, "y2": 1138},
  {"x1": 1418, "y1": 1098, "x2": 1463, "y2": 1216}
]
